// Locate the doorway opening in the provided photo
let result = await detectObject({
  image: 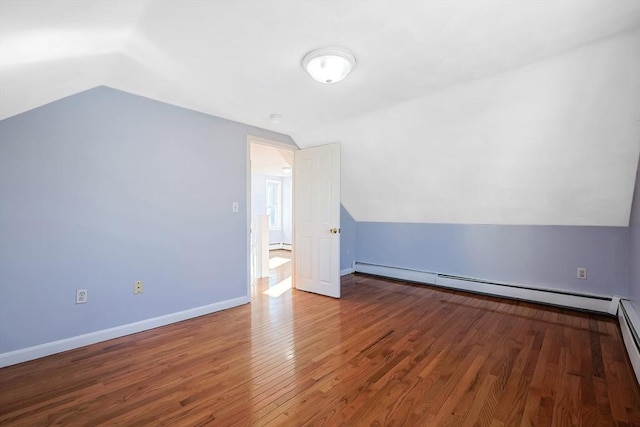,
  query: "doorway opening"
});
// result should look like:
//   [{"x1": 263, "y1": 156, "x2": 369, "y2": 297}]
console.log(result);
[{"x1": 249, "y1": 139, "x2": 295, "y2": 299}]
